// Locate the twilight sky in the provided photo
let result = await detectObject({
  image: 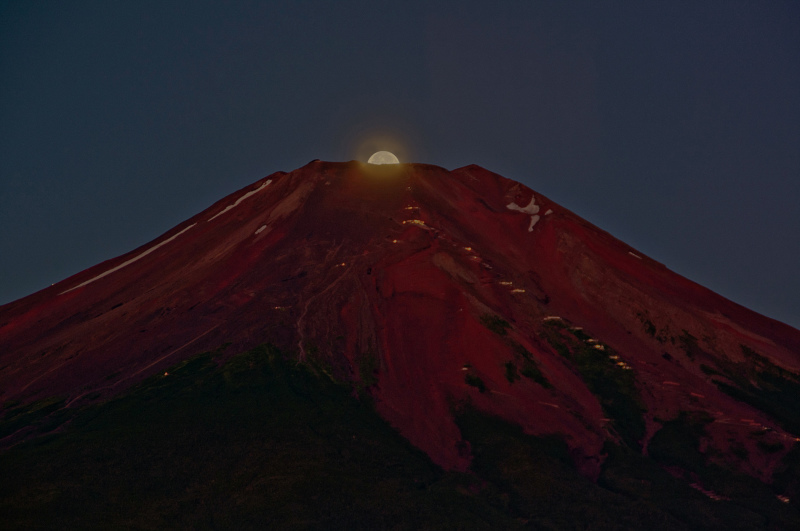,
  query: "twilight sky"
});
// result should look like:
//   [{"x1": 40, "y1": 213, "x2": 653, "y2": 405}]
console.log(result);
[{"x1": 1, "y1": 1, "x2": 799, "y2": 328}]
